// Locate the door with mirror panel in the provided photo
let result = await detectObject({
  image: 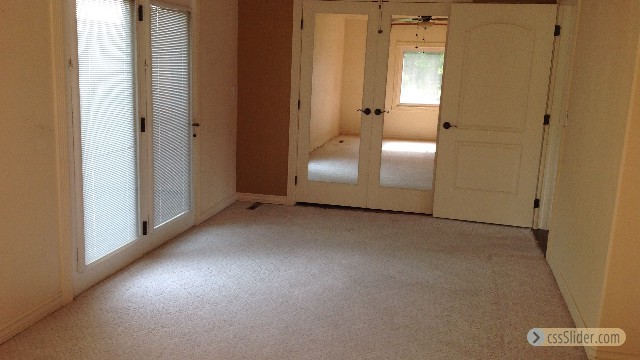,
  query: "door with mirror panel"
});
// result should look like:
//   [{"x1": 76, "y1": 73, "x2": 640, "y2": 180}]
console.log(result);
[
  {"x1": 295, "y1": 1, "x2": 380, "y2": 208},
  {"x1": 366, "y1": 3, "x2": 451, "y2": 213},
  {"x1": 296, "y1": 1, "x2": 448, "y2": 213}
]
